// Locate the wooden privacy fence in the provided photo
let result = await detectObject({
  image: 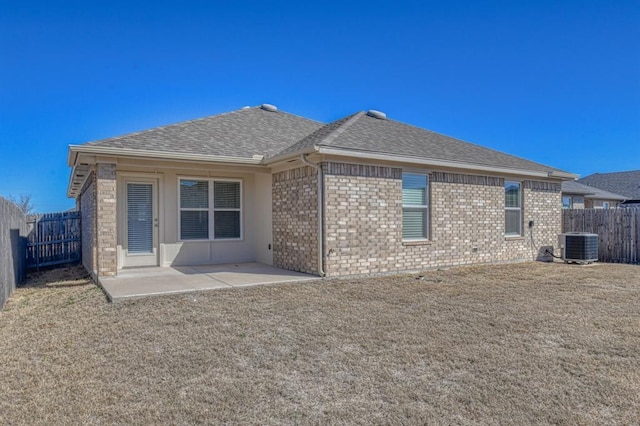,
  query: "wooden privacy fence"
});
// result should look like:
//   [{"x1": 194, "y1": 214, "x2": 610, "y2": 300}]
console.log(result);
[
  {"x1": 27, "y1": 211, "x2": 81, "y2": 269},
  {"x1": 562, "y1": 208, "x2": 640, "y2": 264},
  {"x1": 1, "y1": 196, "x2": 28, "y2": 310}
]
